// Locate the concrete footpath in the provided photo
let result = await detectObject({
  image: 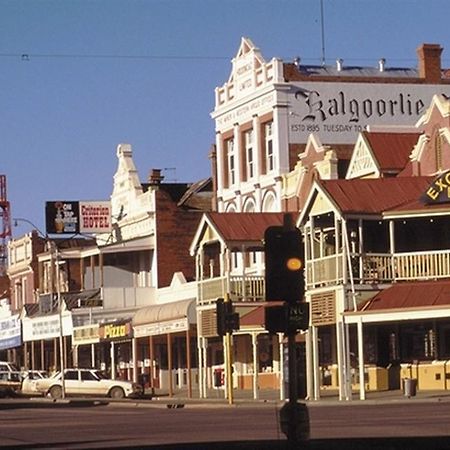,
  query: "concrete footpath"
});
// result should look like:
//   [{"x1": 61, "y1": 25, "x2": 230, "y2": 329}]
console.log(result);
[{"x1": 1, "y1": 386, "x2": 450, "y2": 409}]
